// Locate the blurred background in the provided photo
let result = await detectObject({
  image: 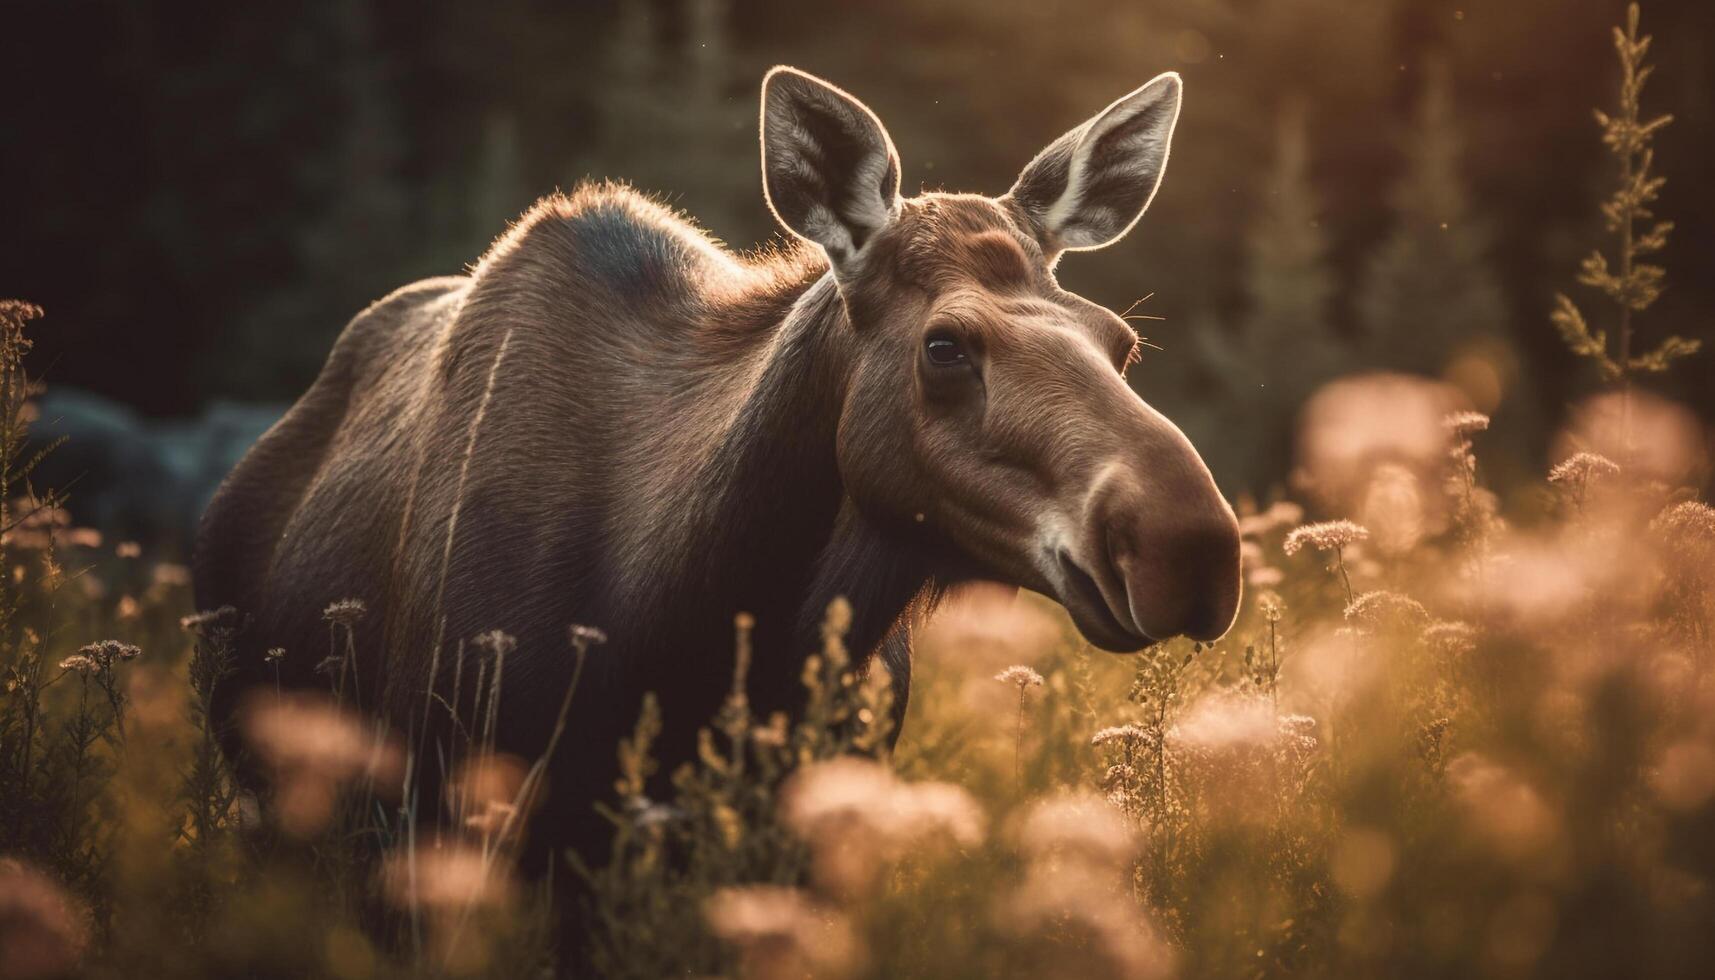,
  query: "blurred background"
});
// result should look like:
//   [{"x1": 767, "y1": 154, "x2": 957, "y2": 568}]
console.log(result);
[{"x1": 2, "y1": 0, "x2": 1712, "y2": 547}]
